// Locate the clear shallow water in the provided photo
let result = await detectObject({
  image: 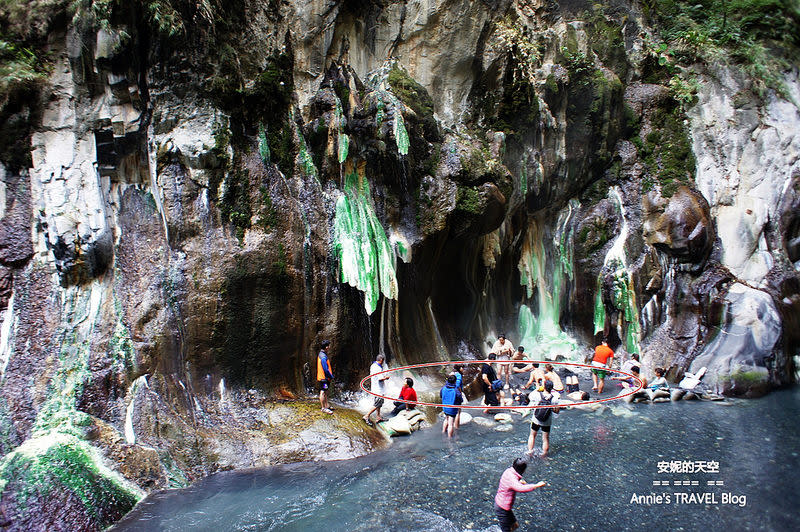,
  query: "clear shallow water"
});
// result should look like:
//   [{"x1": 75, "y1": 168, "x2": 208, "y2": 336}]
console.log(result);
[{"x1": 113, "y1": 389, "x2": 800, "y2": 532}]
